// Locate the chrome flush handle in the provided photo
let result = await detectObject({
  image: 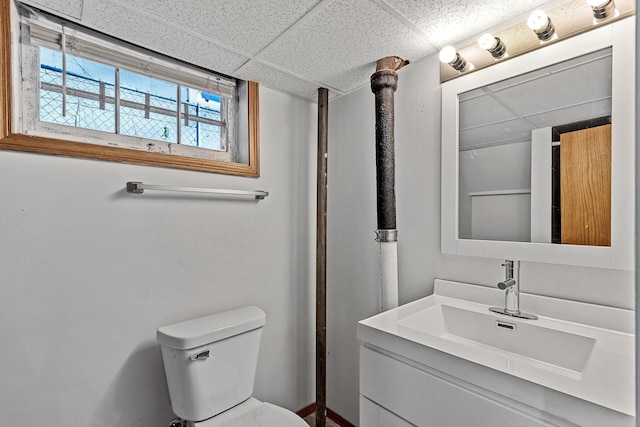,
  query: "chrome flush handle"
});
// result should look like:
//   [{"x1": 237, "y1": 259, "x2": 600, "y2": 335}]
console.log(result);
[{"x1": 189, "y1": 350, "x2": 210, "y2": 361}]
